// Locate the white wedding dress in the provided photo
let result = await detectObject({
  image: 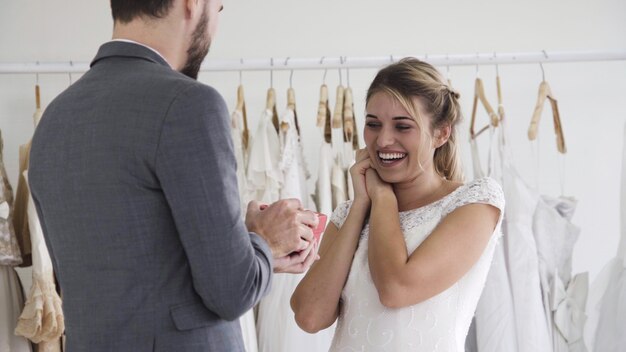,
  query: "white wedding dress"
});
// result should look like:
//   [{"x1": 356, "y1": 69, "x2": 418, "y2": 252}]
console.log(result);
[
  {"x1": 466, "y1": 127, "x2": 518, "y2": 352},
  {"x1": 329, "y1": 177, "x2": 505, "y2": 352},
  {"x1": 585, "y1": 122, "x2": 626, "y2": 352},
  {"x1": 256, "y1": 108, "x2": 333, "y2": 352},
  {"x1": 230, "y1": 109, "x2": 259, "y2": 352}
]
